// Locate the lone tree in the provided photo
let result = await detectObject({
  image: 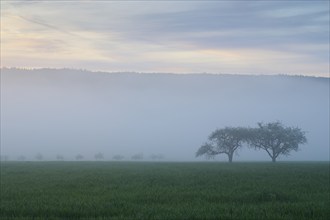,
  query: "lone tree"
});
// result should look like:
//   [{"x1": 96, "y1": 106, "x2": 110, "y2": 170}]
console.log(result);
[
  {"x1": 56, "y1": 154, "x2": 64, "y2": 161},
  {"x1": 196, "y1": 127, "x2": 248, "y2": 162},
  {"x1": 131, "y1": 153, "x2": 143, "y2": 160},
  {"x1": 18, "y1": 155, "x2": 26, "y2": 161},
  {"x1": 248, "y1": 122, "x2": 307, "y2": 162},
  {"x1": 113, "y1": 155, "x2": 124, "y2": 160},
  {"x1": 75, "y1": 154, "x2": 84, "y2": 161},
  {"x1": 35, "y1": 153, "x2": 43, "y2": 161},
  {"x1": 0, "y1": 155, "x2": 9, "y2": 161},
  {"x1": 94, "y1": 152, "x2": 104, "y2": 160},
  {"x1": 150, "y1": 154, "x2": 164, "y2": 160}
]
